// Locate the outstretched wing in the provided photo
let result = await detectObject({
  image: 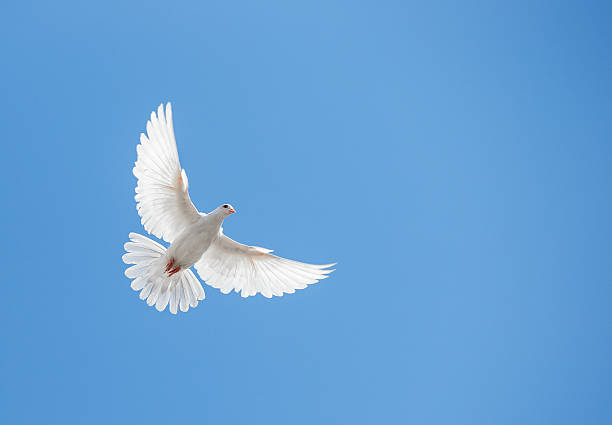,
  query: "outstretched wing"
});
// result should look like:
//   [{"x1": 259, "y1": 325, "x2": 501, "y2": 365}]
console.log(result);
[
  {"x1": 194, "y1": 233, "x2": 336, "y2": 298},
  {"x1": 133, "y1": 103, "x2": 200, "y2": 243}
]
